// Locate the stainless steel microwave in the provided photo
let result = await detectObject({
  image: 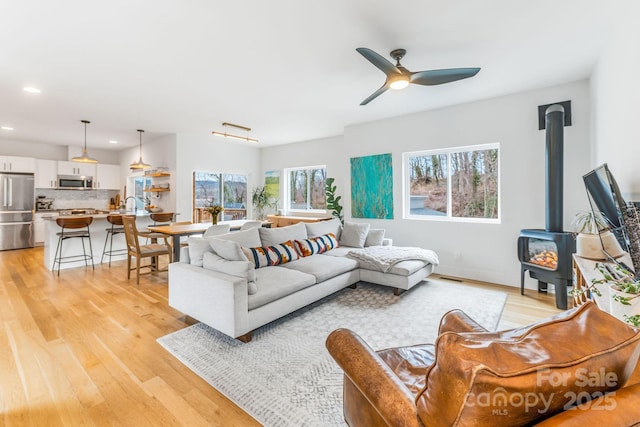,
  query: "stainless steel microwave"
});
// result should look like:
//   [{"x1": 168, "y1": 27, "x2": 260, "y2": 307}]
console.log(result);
[{"x1": 57, "y1": 175, "x2": 94, "y2": 189}]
